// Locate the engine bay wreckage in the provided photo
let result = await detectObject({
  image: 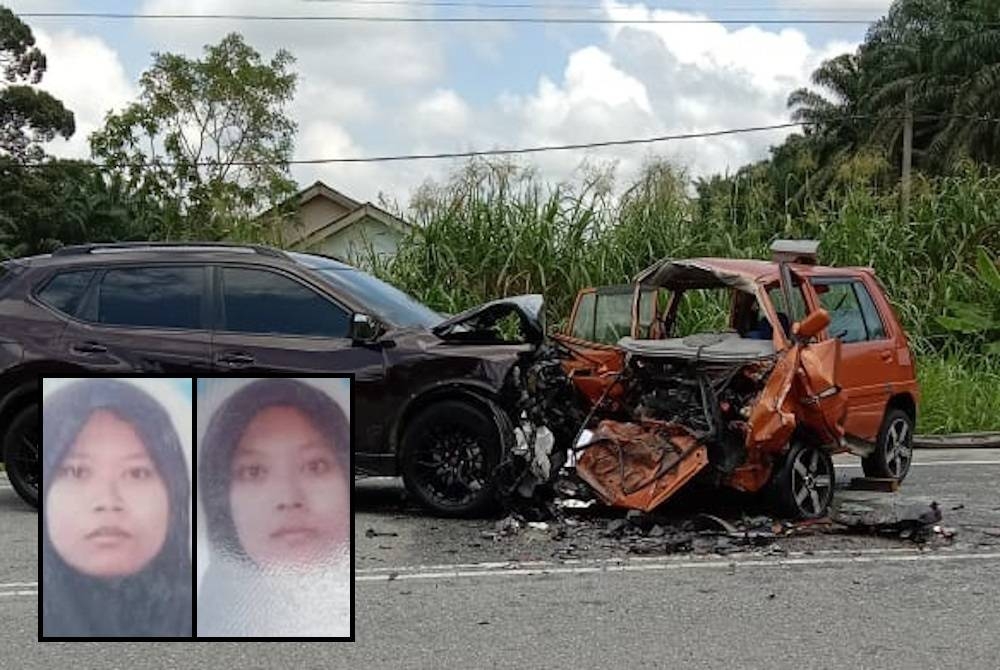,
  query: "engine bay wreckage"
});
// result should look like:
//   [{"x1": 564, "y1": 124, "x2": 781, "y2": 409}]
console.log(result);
[{"x1": 502, "y1": 244, "x2": 853, "y2": 520}]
